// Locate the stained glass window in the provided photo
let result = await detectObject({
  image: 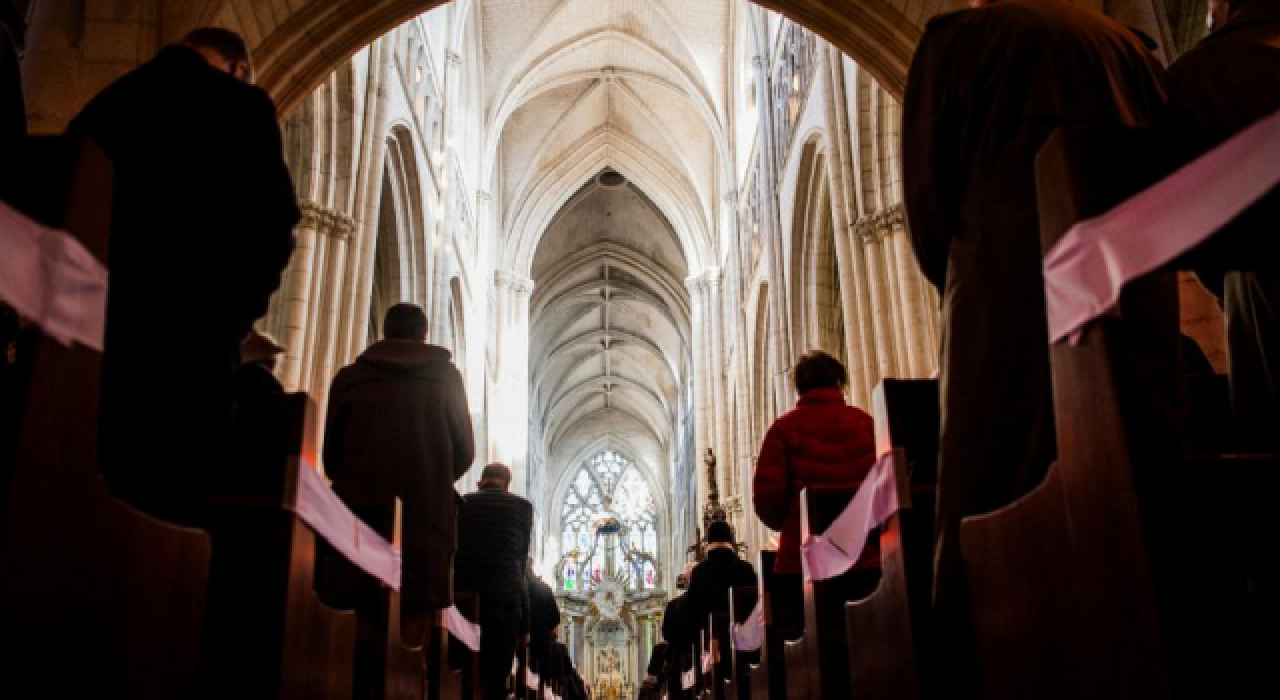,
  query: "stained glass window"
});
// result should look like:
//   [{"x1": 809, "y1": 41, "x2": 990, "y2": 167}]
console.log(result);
[{"x1": 557, "y1": 450, "x2": 660, "y2": 590}]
